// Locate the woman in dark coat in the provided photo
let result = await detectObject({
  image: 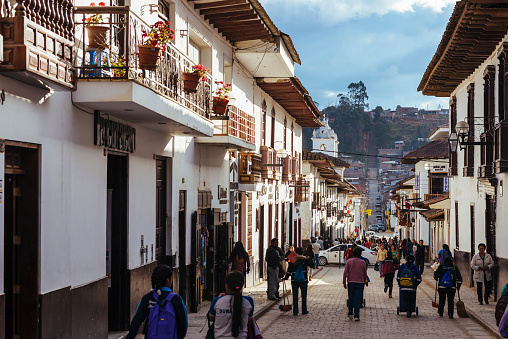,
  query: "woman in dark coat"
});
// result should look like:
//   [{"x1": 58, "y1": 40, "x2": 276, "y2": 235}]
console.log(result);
[{"x1": 230, "y1": 241, "x2": 250, "y2": 276}]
